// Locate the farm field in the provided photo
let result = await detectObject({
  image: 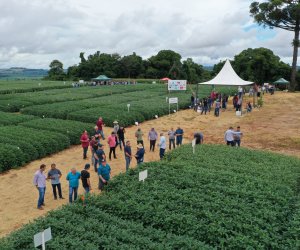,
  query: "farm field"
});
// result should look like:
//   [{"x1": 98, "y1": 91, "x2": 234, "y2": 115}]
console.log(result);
[
  {"x1": 0, "y1": 90, "x2": 299, "y2": 241},
  {"x1": 0, "y1": 145, "x2": 299, "y2": 249},
  {"x1": 1, "y1": 83, "x2": 234, "y2": 173}
]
